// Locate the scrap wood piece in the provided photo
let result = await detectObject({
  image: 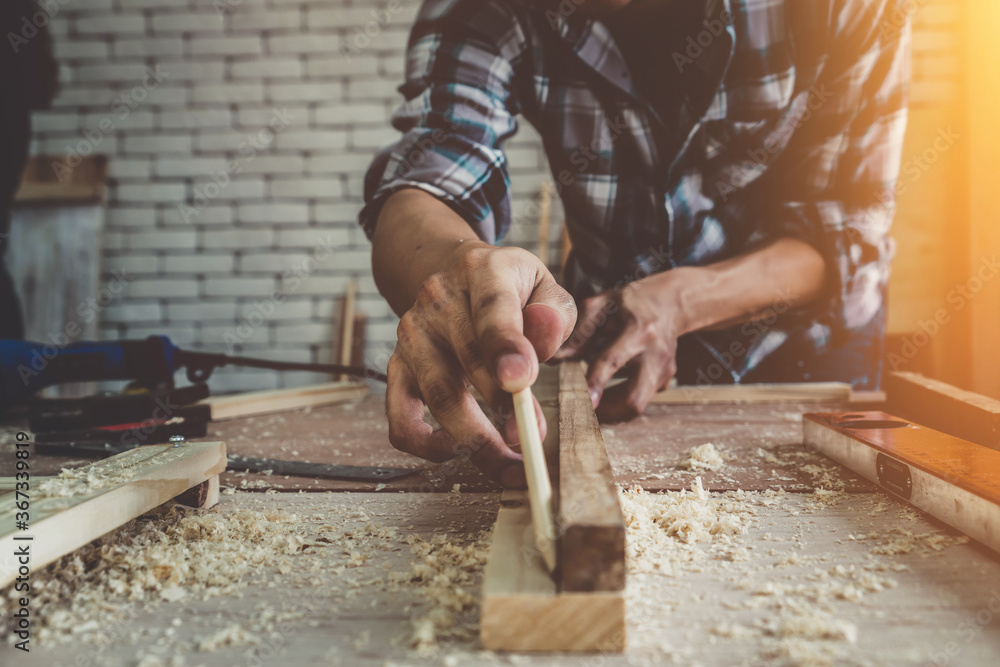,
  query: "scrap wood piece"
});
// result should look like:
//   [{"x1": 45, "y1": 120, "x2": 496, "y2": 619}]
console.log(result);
[
  {"x1": 651, "y1": 381, "x2": 885, "y2": 404},
  {"x1": 186, "y1": 381, "x2": 368, "y2": 422},
  {"x1": 480, "y1": 490, "x2": 626, "y2": 652},
  {"x1": 885, "y1": 371, "x2": 1000, "y2": 451},
  {"x1": 803, "y1": 411, "x2": 1000, "y2": 554},
  {"x1": 0, "y1": 441, "x2": 226, "y2": 589},
  {"x1": 558, "y1": 362, "x2": 625, "y2": 592}
]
